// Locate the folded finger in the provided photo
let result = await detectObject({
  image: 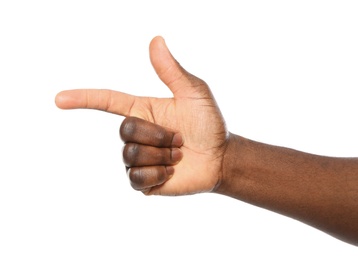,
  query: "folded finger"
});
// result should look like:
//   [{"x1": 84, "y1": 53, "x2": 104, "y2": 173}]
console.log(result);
[
  {"x1": 123, "y1": 143, "x2": 182, "y2": 167},
  {"x1": 120, "y1": 117, "x2": 183, "y2": 148},
  {"x1": 127, "y1": 166, "x2": 174, "y2": 191}
]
